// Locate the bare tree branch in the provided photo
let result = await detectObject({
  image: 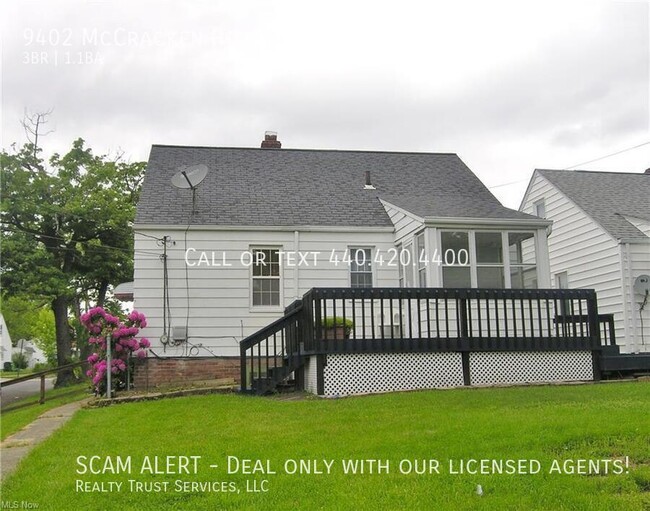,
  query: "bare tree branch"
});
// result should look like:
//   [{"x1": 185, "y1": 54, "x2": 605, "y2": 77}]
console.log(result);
[{"x1": 21, "y1": 108, "x2": 55, "y2": 157}]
